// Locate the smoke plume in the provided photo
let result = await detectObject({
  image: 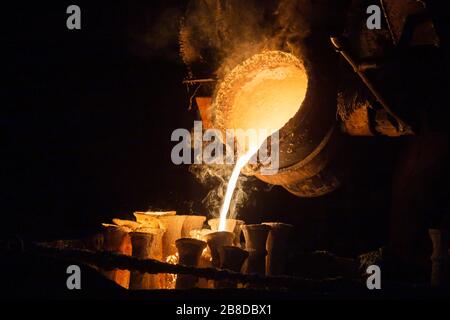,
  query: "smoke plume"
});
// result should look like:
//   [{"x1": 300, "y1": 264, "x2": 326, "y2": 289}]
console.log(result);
[{"x1": 189, "y1": 161, "x2": 254, "y2": 219}]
